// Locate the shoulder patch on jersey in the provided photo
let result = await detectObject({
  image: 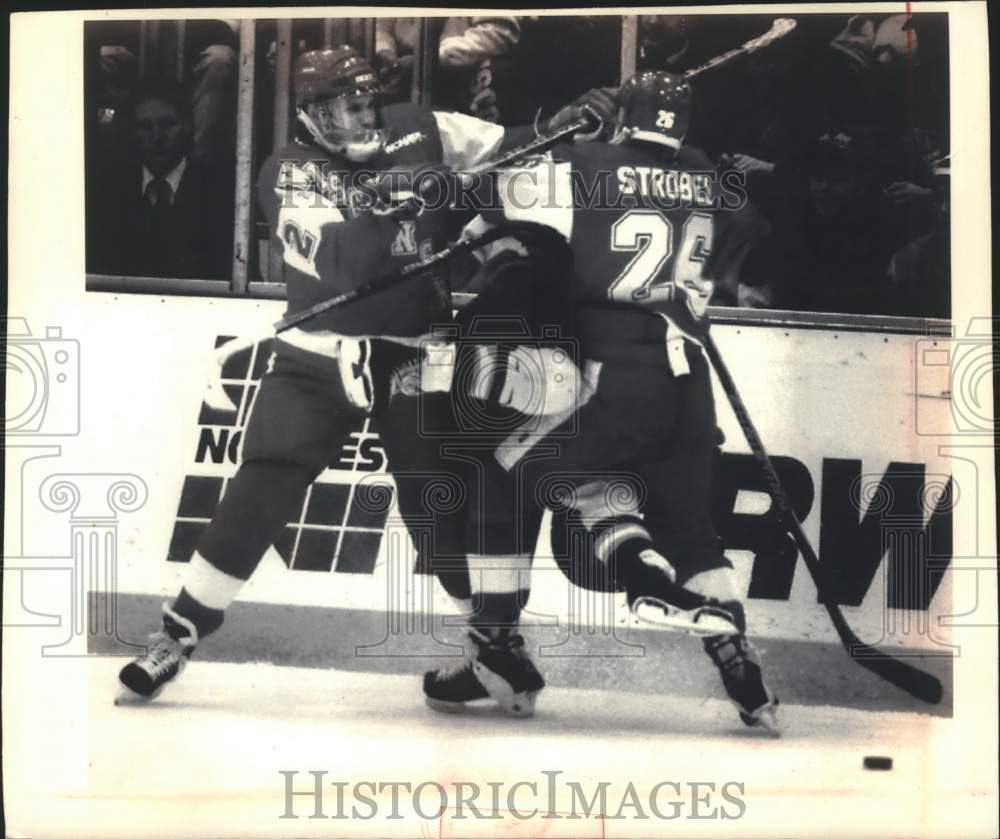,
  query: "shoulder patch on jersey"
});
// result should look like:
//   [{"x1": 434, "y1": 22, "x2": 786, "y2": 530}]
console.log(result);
[
  {"x1": 276, "y1": 160, "x2": 318, "y2": 190},
  {"x1": 274, "y1": 160, "x2": 346, "y2": 208}
]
